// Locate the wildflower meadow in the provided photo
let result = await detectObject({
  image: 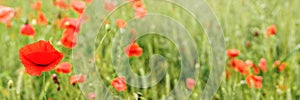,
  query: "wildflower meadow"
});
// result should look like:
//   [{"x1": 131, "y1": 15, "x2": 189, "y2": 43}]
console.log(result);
[{"x1": 0, "y1": 0, "x2": 300, "y2": 100}]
